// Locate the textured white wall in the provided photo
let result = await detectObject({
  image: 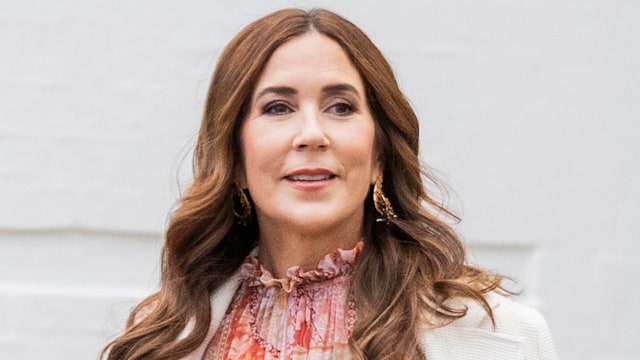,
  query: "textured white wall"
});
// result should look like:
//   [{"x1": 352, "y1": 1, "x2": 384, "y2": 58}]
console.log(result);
[{"x1": 1, "y1": 1, "x2": 638, "y2": 359}]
